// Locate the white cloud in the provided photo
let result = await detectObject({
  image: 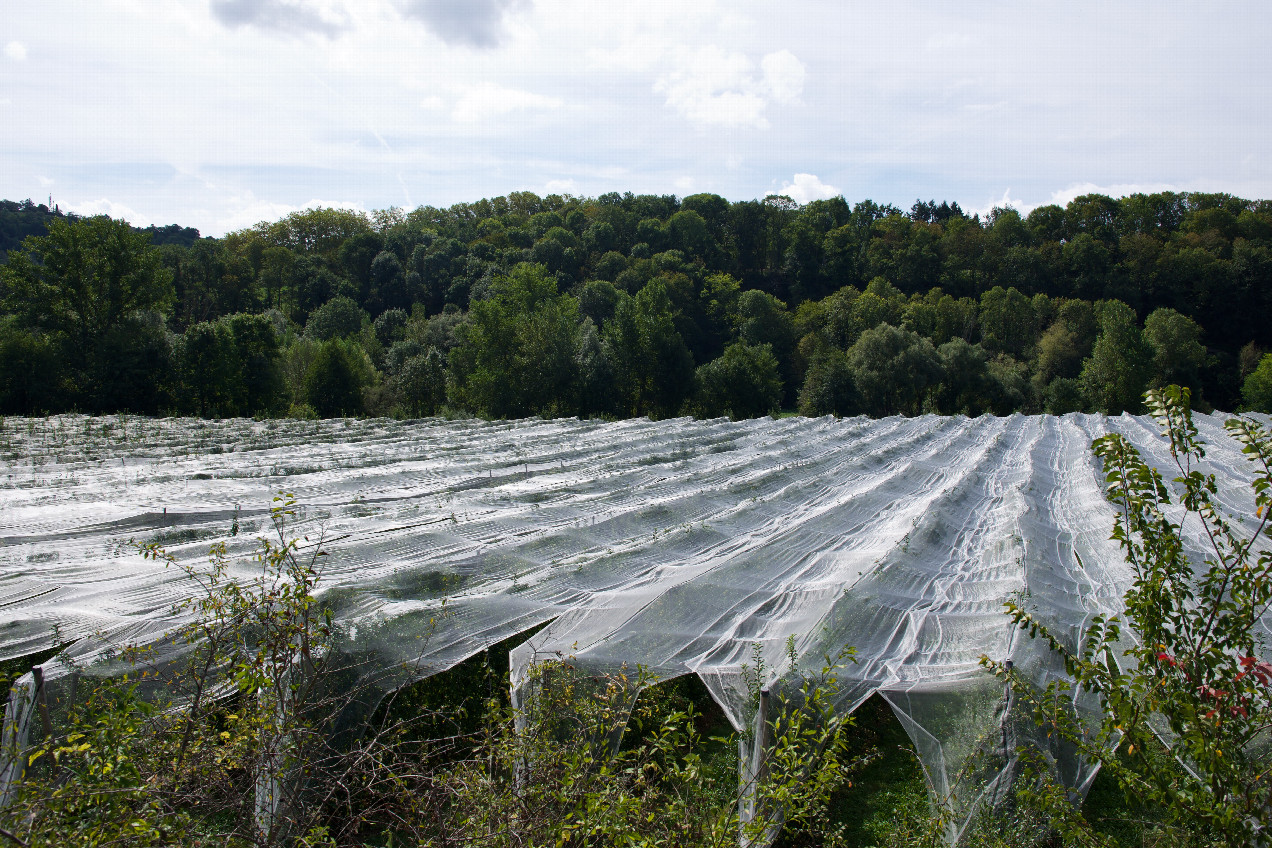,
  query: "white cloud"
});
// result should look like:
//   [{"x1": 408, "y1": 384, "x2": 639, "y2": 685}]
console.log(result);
[
  {"x1": 1044, "y1": 181, "x2": 1181, "y2": 208},
  {"x1": 964, "y1": 188, "x2": 1030, "y2": 221},
  {"x1": 778, "y1": 173, "x2": 839, "y2": 205},
  {"x1": 542, "y1": 178, "x2": 578, "y2": 196},
  {"x1": 5, "y1": 3, "x2": 1272, "y2": 235},
  {"x1": 760, "y1": 50, "x2": 804, "y2": 103},
  {"x1": 4, "y1": 41, "x2": 27, "y2": 61},
  {"x1": 215, "y1": 196, "x2": 368, "y2": 235},
  {"x1": 451, "y1": 82, "x2": 561, "y2": 124},
  {"x1": 674, "y1": 176, "x2": 696, "y2": 194},
  {"x1": 584, "y1": 35, "x2": 664, "y2": 73},
  {"x1": 67, "y1": 198, "x2": 153, "y2": 227},
  {"x1": 655, "y1": 45, "x2": 804, "y2": 129}
]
